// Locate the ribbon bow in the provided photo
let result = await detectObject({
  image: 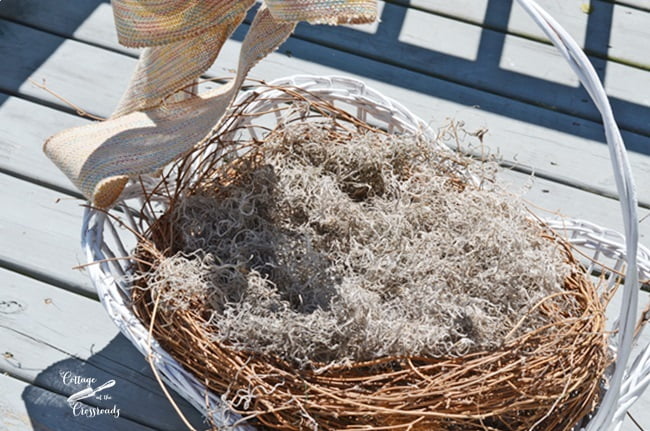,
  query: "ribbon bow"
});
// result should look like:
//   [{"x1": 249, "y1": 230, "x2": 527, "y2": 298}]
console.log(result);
[{"x1": 44, "y1": 0, "x2": 377, "y2": 208}]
